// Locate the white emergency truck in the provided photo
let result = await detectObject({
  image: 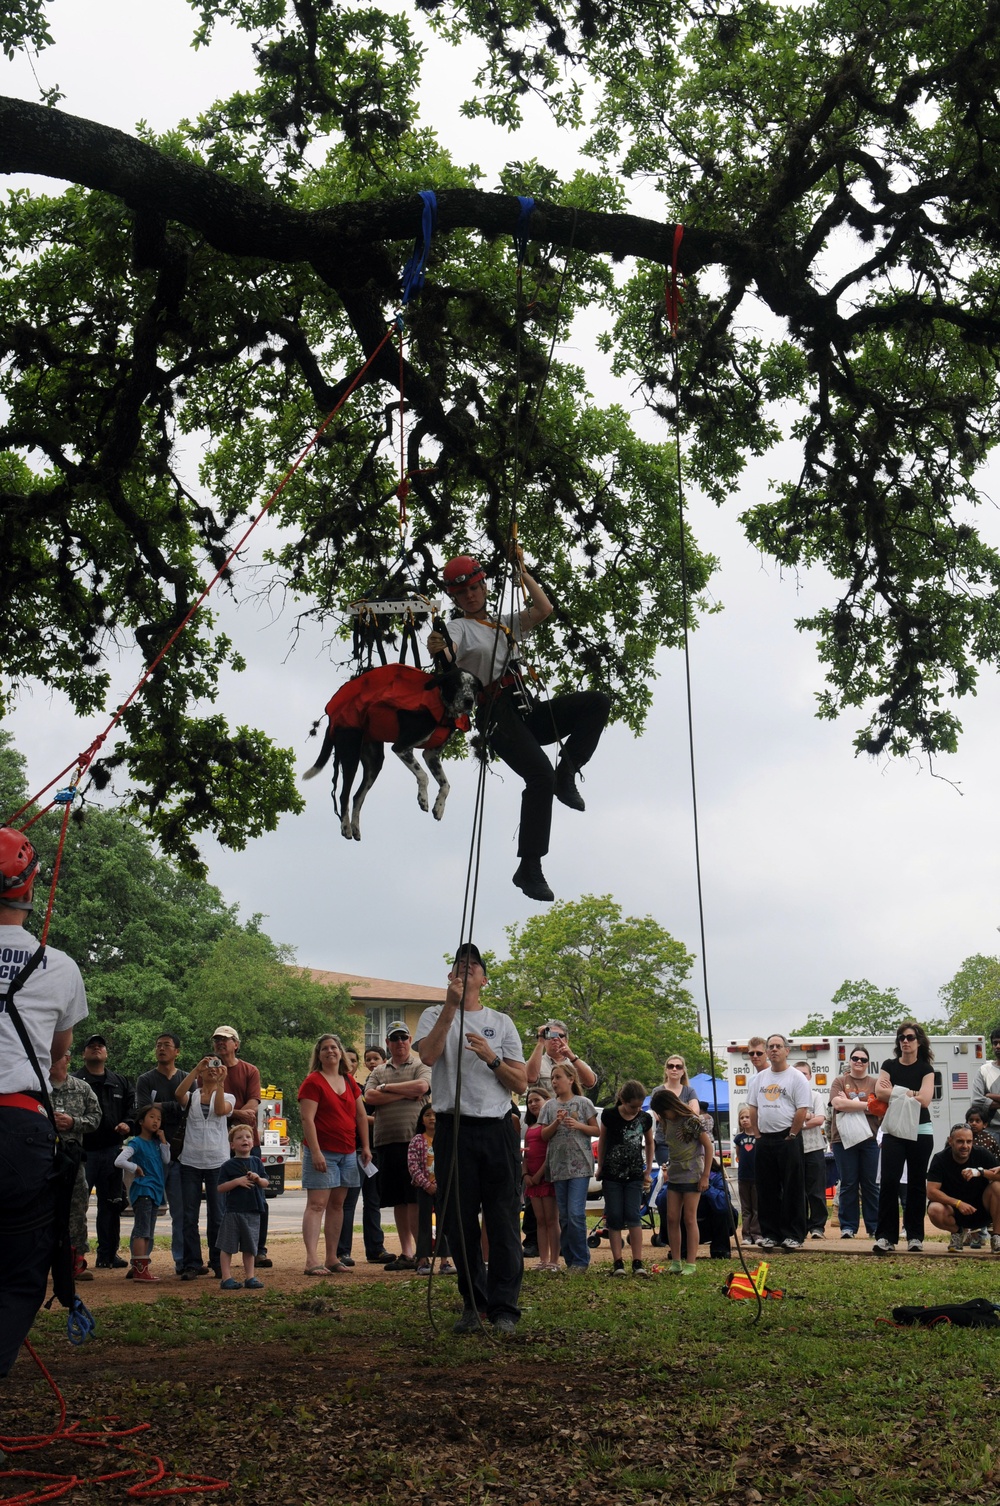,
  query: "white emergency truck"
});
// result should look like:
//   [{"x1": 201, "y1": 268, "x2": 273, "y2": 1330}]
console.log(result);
[{"x1": 727, "y1": 1035, "x2": 986, "y2": 1156}]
